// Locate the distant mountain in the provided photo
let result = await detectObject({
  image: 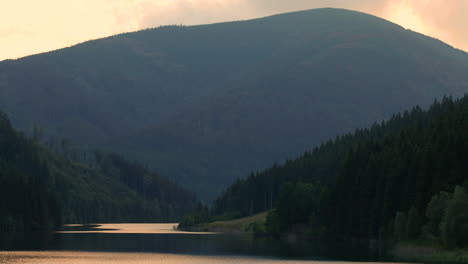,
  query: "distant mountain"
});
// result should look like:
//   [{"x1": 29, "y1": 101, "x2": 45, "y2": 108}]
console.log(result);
[
  {"x1": 1, "y1": 8, "x2": 467, "y2": 200},
  {"x1": 0, "y1": 110, "x2": 197, "y2": 230}
]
